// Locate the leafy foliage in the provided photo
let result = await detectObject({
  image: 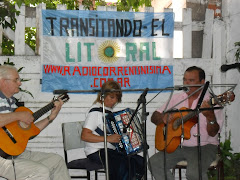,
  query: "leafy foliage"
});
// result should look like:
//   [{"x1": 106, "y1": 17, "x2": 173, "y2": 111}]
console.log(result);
[
  {"x1": 208, "y1": 133, "x2": 240, "y2": 180},
  {"x1": 1, "y1": 35, "x2": 14, "y2": 55},
  {"x1": 116, "y1": 0, "x2": 132, "y2": 11},
  {"x1": 25, "y1": 27, "x2": 36, "y2": 52},
  {"x1": 0, "y1": 0, "x2": 21, "y2": 29},
  {"x1": 219, "y1": 134, "x2": 240, "y2": 179},
  {"x1": 234, "y1": 41, "x2": 240, "y2": 62},
  {"x1": 0, "y1": 0, "x2": 153, "y2": 55},
  {"x1": 126, "y1": 0, "x2": 152, "y2": 11}
]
